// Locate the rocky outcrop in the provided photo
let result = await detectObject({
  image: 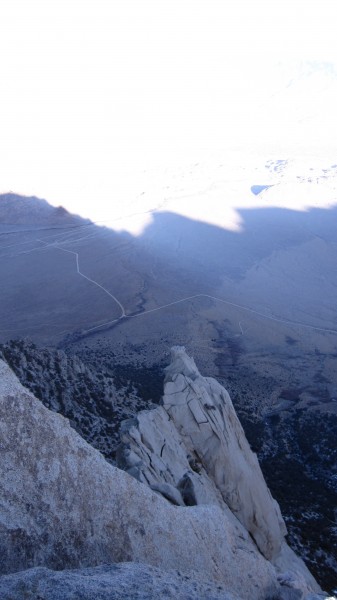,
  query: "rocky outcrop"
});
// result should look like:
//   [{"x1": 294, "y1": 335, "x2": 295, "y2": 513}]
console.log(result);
[
  {"x1": 0, "y1": 192, "x2": 87, "y2": 226},
  {"x1": 0, "y1": 358, "x2": 279, "y2": 600},
  {"x1": 0, "y1": 563, "x2": 240, "y2": 600},
  {"x1": 117, "y1": 347, "x2": 320, "y2": 591},
  {"x1": 0, "y1": 355, "x2": 323, "y2": 599},
  {"x1": 164, "y1": 348, "x2": 287, "y2": 559}
]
